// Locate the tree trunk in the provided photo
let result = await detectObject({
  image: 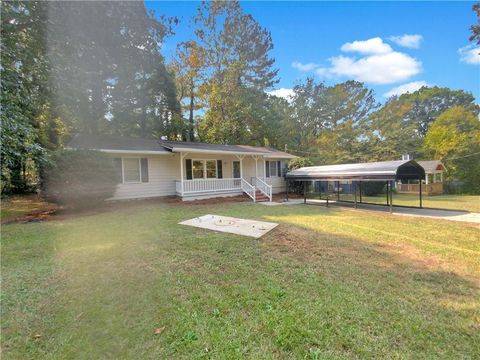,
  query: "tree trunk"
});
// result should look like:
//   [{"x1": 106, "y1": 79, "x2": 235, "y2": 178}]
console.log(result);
[{"x1": 188, "y1": 78, "x2": 195, "y2": 141}]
